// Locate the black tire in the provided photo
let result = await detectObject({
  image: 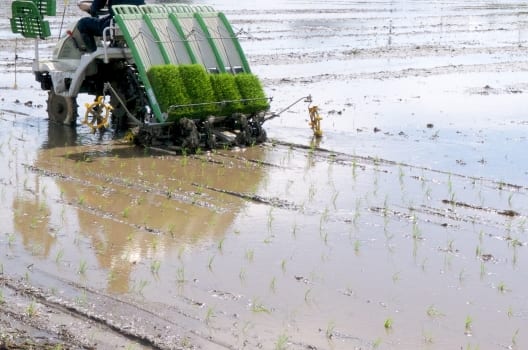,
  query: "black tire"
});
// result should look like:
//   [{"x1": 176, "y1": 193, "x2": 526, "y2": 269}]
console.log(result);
[
  {"x1": 47, "y1": 91, "x2": 78, "y2": 126},
  {"x1": 109, "y1": 66, "x2": 147, "y2": 131},
  {"x1": 204, "y1": 117, "x2": 216, "y2": 149},
  {"x1": 178, "y1": 118, "x2": 200, "y2": 152},
  {"x1": 256, "y1": 127, "x2": 267, "y2": 144},
  {"x1": 235, "y1": 115, "x2": 256, "y2": 146},
  {"x1": 135, "y1": 127, "x2": 153, "y2": 147}
]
